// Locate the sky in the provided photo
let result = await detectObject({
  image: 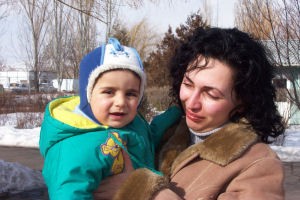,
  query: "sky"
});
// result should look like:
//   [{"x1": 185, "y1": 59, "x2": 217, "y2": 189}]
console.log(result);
[
  {"x1": 0, "y1": 112, "x2": 300, "y2": 193},
  {"x1": 0, "y1": 0, "x2": 237, "y2": 66},
  {"x1": 120, "y1": 0, "x2": 237, "y2": 32}
]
